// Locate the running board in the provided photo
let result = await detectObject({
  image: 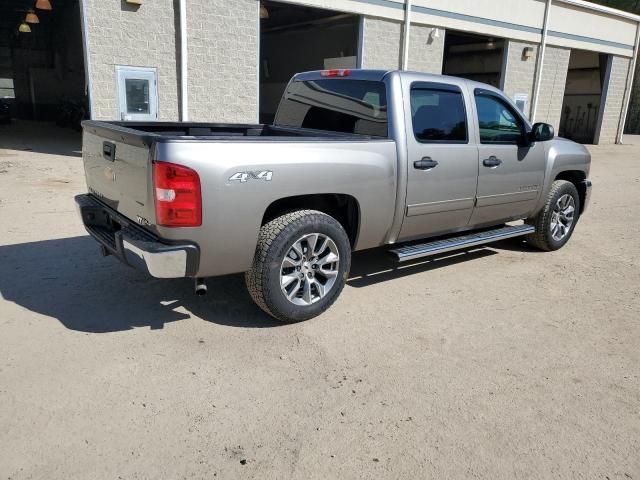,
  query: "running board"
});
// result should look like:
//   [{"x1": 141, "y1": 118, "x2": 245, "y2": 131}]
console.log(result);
[{"x1": 389, "y1": 224, "x2": 535, "y2": 262}]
